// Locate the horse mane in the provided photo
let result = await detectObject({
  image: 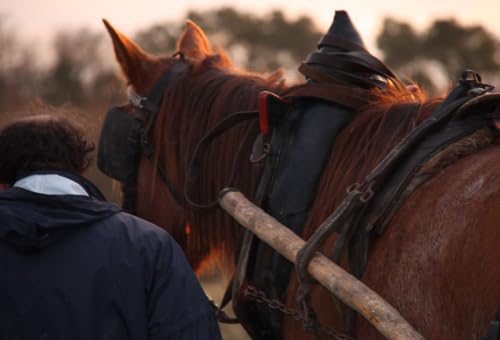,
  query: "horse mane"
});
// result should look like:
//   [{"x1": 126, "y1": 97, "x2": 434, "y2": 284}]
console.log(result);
[
  {"x1": 305, "y1": 87, "x2": 442, "y2": 237},
  {"x1": 153, "y1": 53, "x2": 287, "y2": 273}
]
